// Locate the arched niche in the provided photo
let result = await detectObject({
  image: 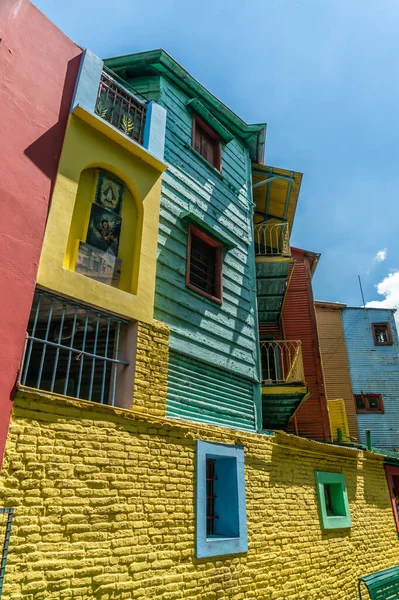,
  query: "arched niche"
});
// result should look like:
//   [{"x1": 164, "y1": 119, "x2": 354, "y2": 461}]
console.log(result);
[{"x1": 64, "y1": 165, "x2": 143, "y2": 295}]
